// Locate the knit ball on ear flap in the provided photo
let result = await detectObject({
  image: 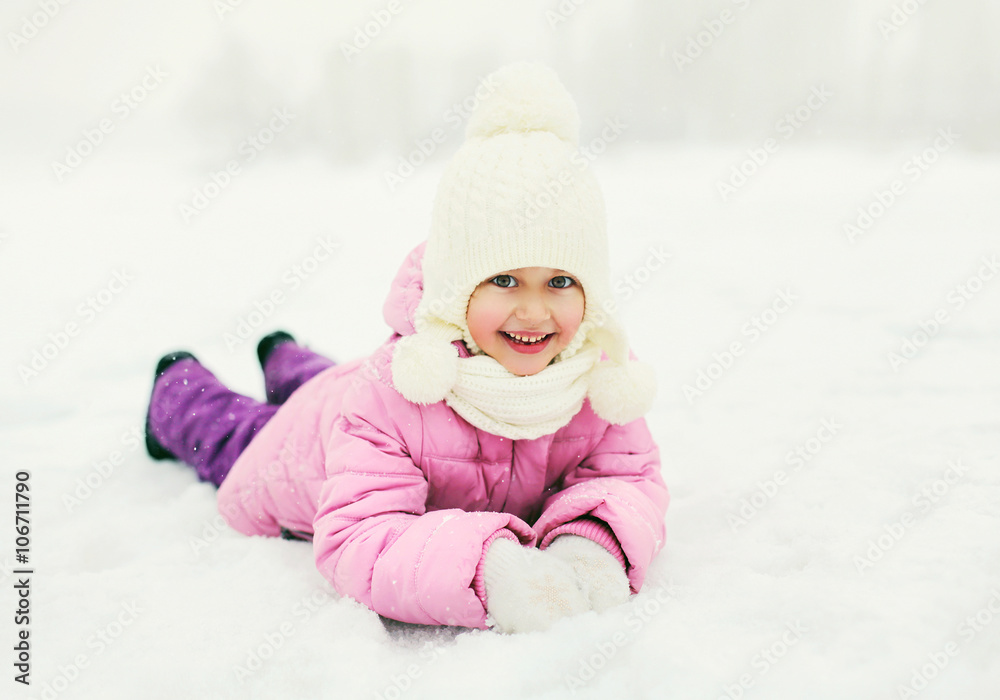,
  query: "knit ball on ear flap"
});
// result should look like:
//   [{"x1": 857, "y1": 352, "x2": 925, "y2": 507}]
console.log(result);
[
  {"x1": 390, "y1": 324, "x2": 461, "y2": 405},
  {"x1": 587, "y1": 360, "x2": 657, "y2": 425},
  {"x1": 465, "y1": 61, "x2": 580, "y2": 145},
  {"x1": 584, "y1": 321, "x2": 658, "y2": 425}
]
